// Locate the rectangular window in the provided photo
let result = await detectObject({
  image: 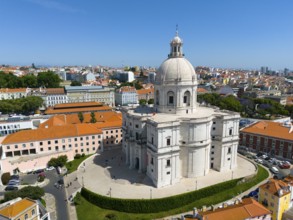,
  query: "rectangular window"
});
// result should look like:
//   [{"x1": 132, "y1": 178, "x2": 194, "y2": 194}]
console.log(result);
[
  {"x1": 40, "y1": 148, "x2": 43, "y2": 152},
  {"x1": 212, "y1": 146, "x2": 215, "y2": 149},
  {"x1": 86, "y1": 136, "x2": 89, "y2": 140},
  {"x1": 75, "y1": 144, "x2": 78, "y2": 147},
  {"x1": 48, "y1": 141, "x2": 51, "y2": 145},
  {"x1": 151, "y1": 137, "x2": 154, "y2": 144},
  {"x1": 135, "y1": 125, "x2": 139, "y2": 128},
  {"x1": 167, "y1": 138, "x2": 171, "y2": 146},
  {"x1": 22, "y1": 144, "x2": 26, "y2": 148},
  {"x1": 169, "y1": 96, "x2": 174, "y2": 104},
  {"x1": 111, "y1": 131, "x2": 113, "y2": 133},
  {"x1": 229, "y1": 129, "x2": 232, "y2": 135},
  {"x1": 63, "y1": 145, "x2": 66, "y2": 150},
  {"x1": 48, "y1": 147, "x2": 51, "y2": 151},
  {"x1": 92, "y1": 142, "x2": 95, "y2": 145},
  {"x1": 228, "y1": 147, "x2": 231, "y2": 154},
  {"x1": 183, "y1": 96, "x2": 187, "y2": 103},
  {"x1": 86, "y1": 142, "x2": 89, "y2": 146},
  {"x1": 81, "y1": 143, "x2": 83, "y2": 146},
  {"x1": 212, "y1": 127, "x2": 216, "y2": 130},
  {"x1": 92, "y1": 136, "x2": 95, "y2": 139},
  {"x1": 40, "y1": 142, "x2": 43, "y2": 146},
  {"x1": 93, "y1": 147, "x2": 95, "y2": 151},
  {"x1": 68, "y1": 139, "x2": 71, "y2": 142},
  {"x1": 62, "y1": 139, "x2": 65, "y2": 143},
  {"x1": 75, "y1": 138, "x2": 77, "y2": 141},
  {"x1": 55, "y1": 146, "x2": 59, "y2": 151},
  {"x1": 98, "y1": 135, "x2": 101, "y2": 139},
  {"x1": 167, "y1": 159, "x2": 171, "y2": 167},
  {"x1": 15, "y1": 145, "x2": 18, "y2": 149},
  {"x1": 30, "y1": 143, "x2": 34, "y2": 147},
  {"x1": 55, "y1": 140, "x2": 58, "y2": 144},
  {"x1": 106, "y1": 131, "x2": 108, "y2": 134},
  {"x1": 69, "y1": 144, "x2": 72, "y2": 148},
  {"x1": 80, "y1": 137, "x2": 83, "y2": 141}
]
